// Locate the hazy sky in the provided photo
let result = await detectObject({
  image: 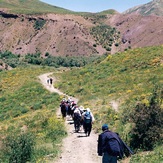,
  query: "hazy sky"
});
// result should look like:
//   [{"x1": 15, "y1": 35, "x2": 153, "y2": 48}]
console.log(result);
[{"x1": 40, "y1": 0, "x2": 152, "y2": 13}]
